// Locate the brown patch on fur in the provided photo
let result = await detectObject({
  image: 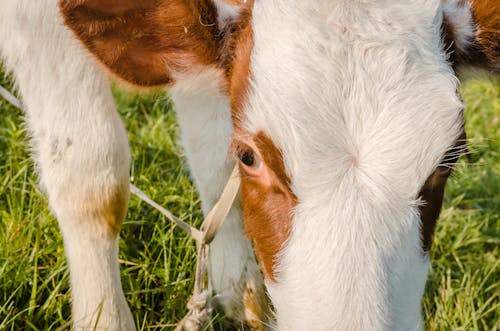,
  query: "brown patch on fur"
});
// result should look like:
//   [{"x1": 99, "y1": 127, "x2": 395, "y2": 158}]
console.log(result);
[
  {"x1": 80, "y1": 182, "x2": 129, "y2": 238},
  {"x1": 59, "y1": 0, "x2": 221, "y2": 86},
  {"x1": 221, "y1": 1, "x2": 254, "y2": 126},
  {"x1": 418, "y1": 169, "x2": 449, "y2": 252},
  {"x1": 470, "y1": 0, "x2": 500, "y2": 73},
  {"x1": 238, "y1": 132, "x2": 297, "y2": 281},
  {"x1": 419, "y1": 131, "x2": 466, "y2": 252}
]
